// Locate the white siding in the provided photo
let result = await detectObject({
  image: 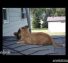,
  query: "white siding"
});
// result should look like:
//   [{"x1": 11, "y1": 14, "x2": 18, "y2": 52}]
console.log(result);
[
  {"x1": 3, "y1": 8, "x2": 28, "y2": 36},
  {"x1": 48, "y1": 22, "x2": 65, "y2": 32}
]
